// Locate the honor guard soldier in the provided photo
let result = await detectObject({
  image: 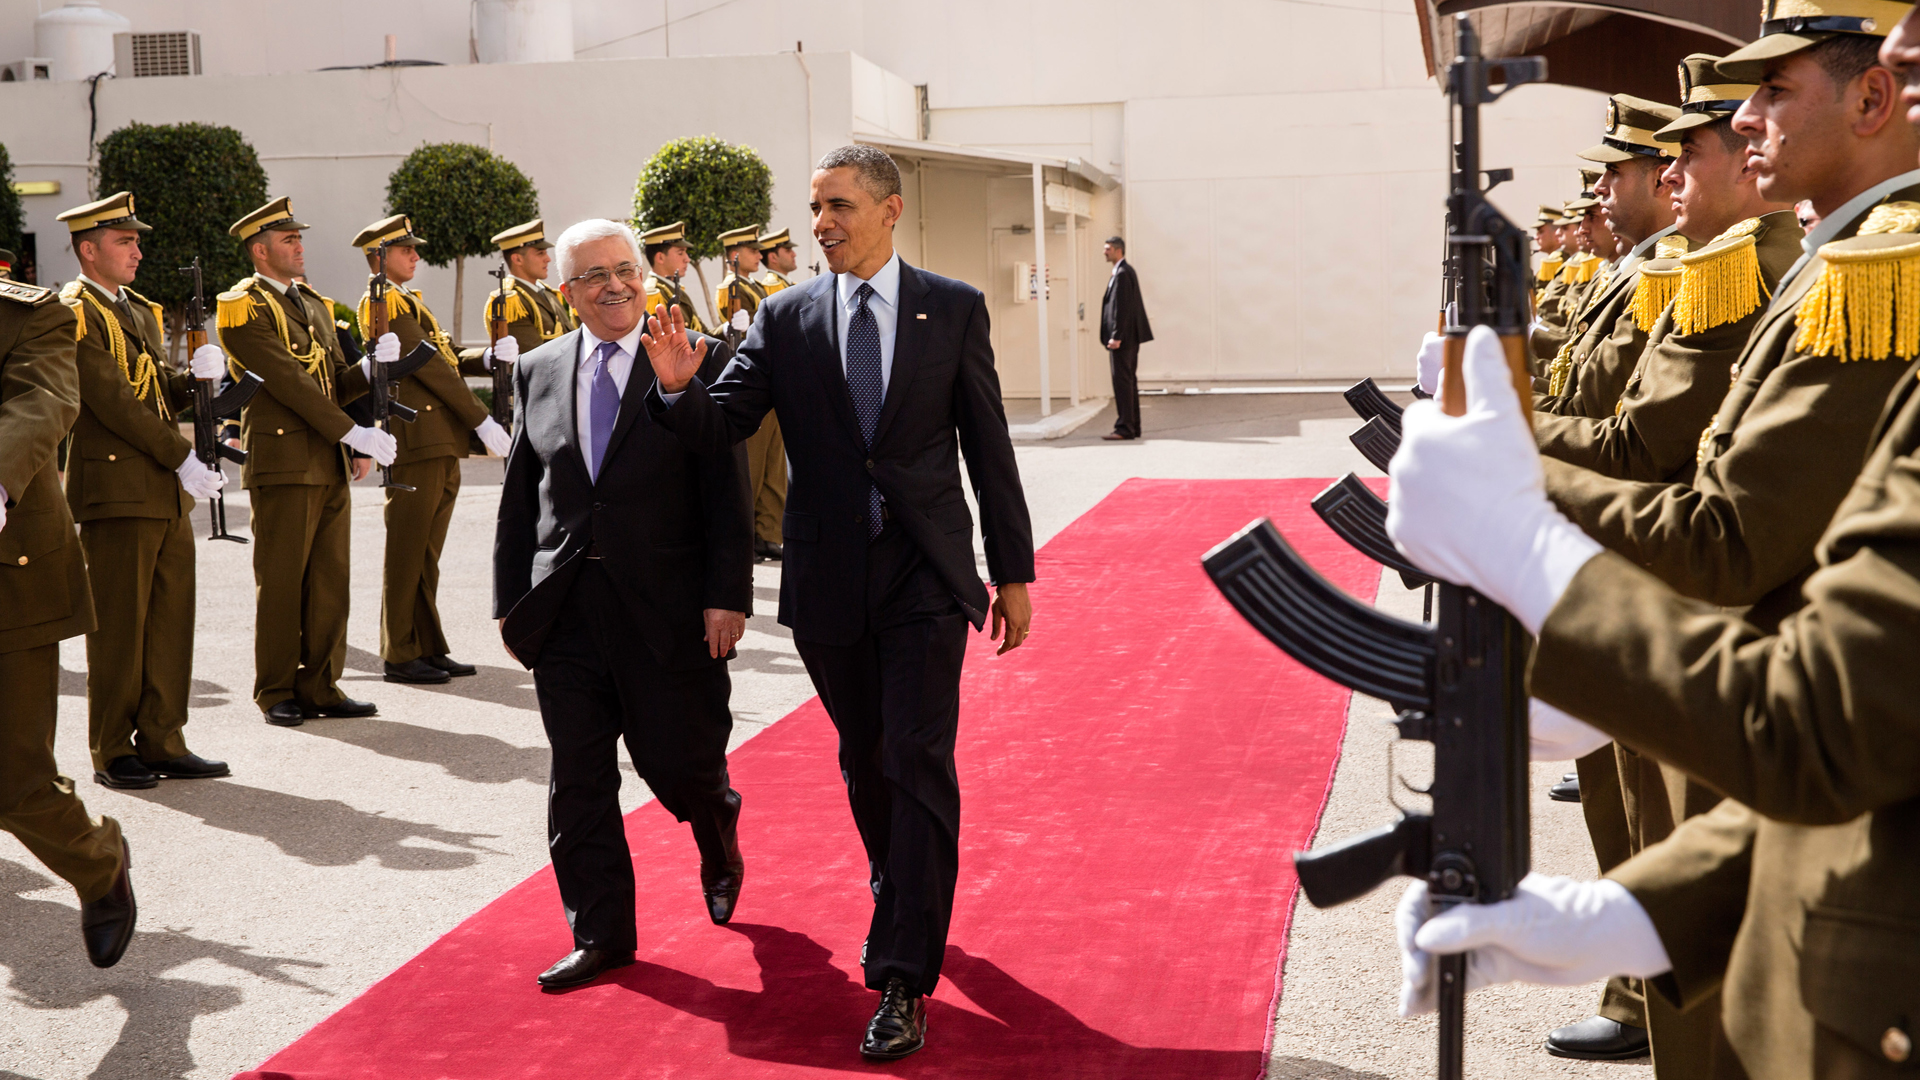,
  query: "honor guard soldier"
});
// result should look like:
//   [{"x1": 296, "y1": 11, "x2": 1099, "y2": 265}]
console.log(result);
[
  {"x1": 740, "y1": 225, "x2": 794, "y2": 561},
  {"x1": 0, "y1": 265, "x2": 138, "y2": 968},
  {"x1": 352, "y1": 214, "x2": 510, "y2": 685},
  {"x1": 219, "y1": 197, "x2": 394, "y2": 726},
  {"x1": 640, "y1": 220, "x2": 707, "y2": 333},
  {"x1": 54, "y1": 192, "x2": 232, "y2": 789},
  {"x1": 465, "y1": 217, "x2": 579, "y2": 382},
  {"x1": 756, "y1": 226, "x2": 798, "y2": 293},
  {"x1": 713, "y1": 224, "x2": 767, "y2": 338}
]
